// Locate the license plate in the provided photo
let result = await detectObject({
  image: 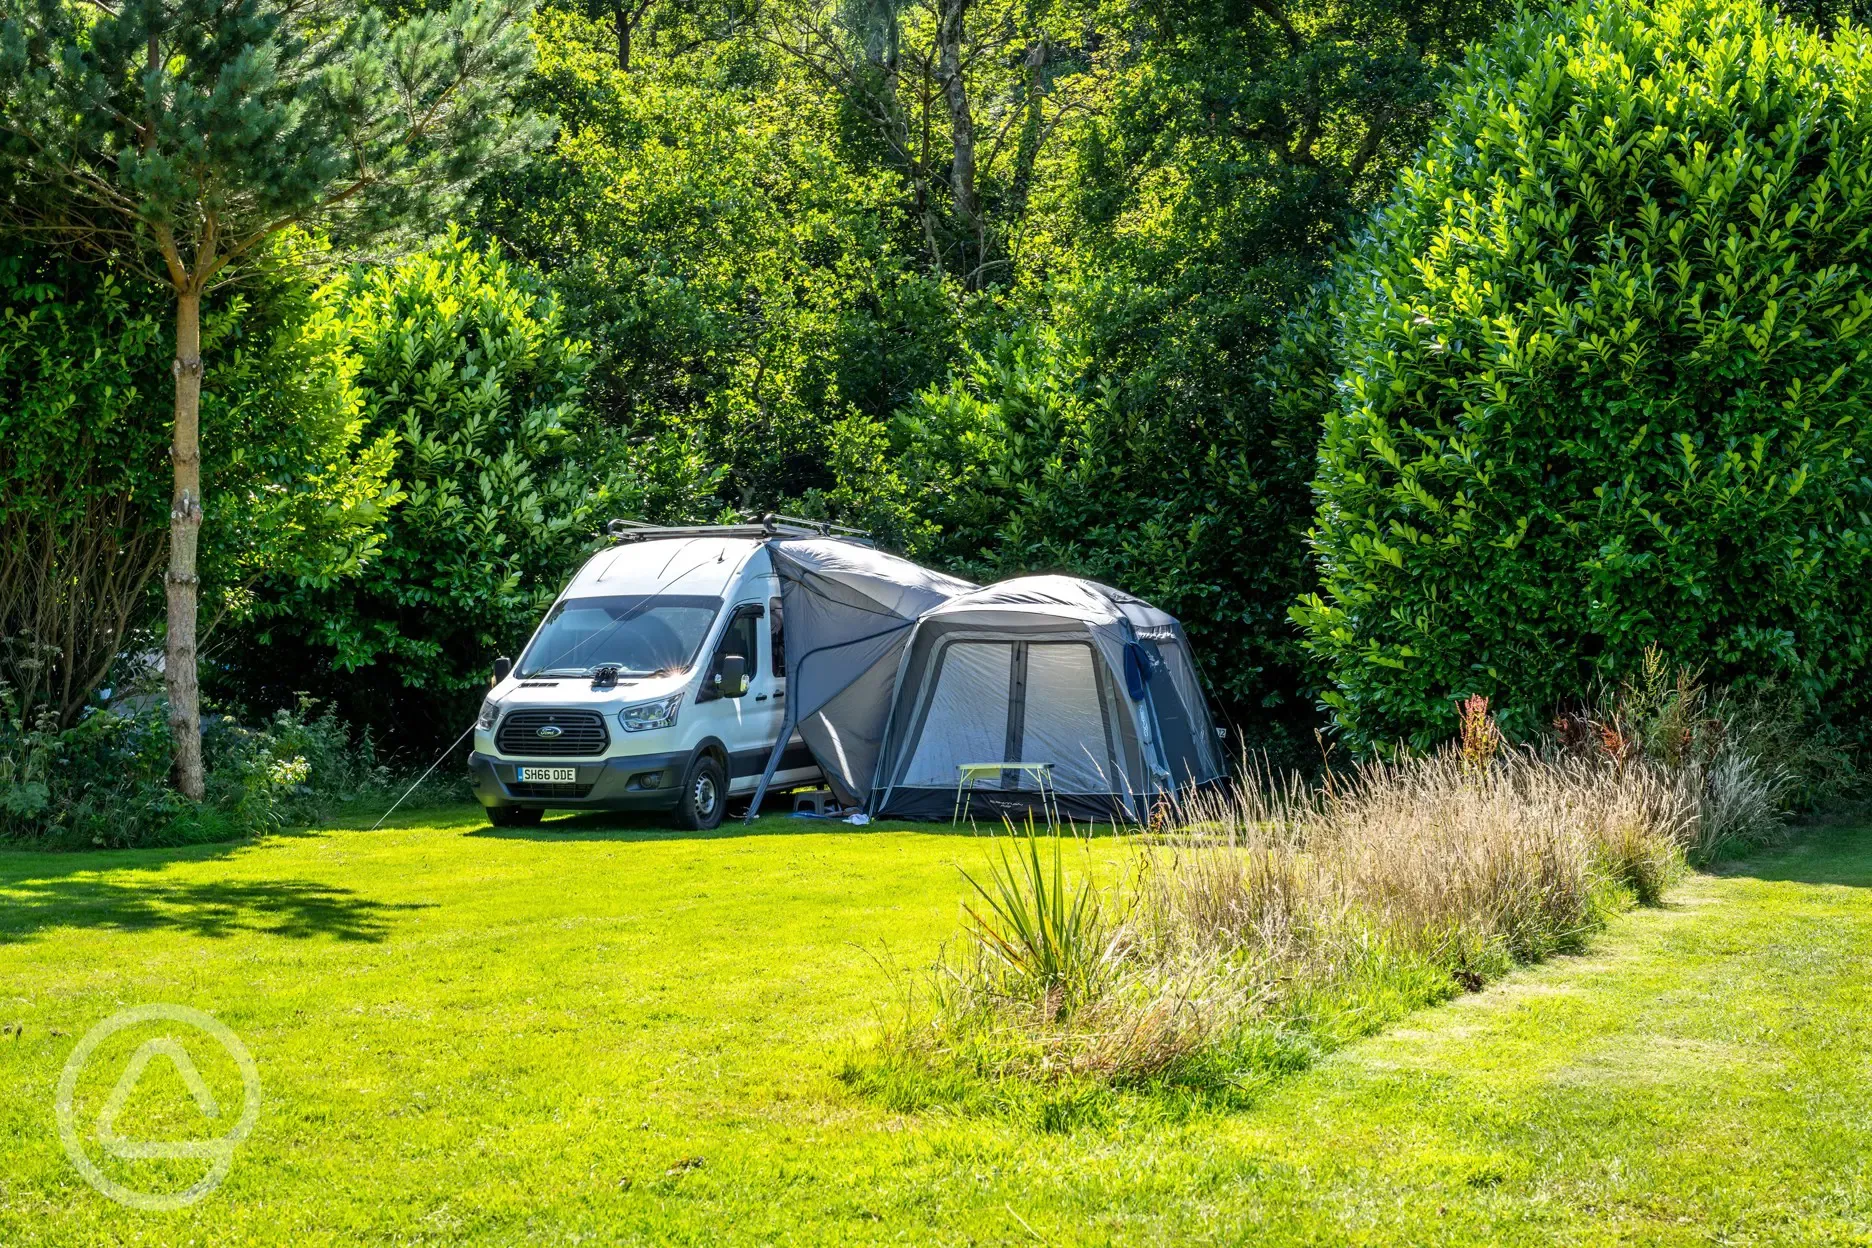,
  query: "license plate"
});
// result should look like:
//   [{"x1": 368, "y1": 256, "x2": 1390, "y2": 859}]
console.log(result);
[{"x1": 518, "y1": 767, "x2": 577, "y2": 783}]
